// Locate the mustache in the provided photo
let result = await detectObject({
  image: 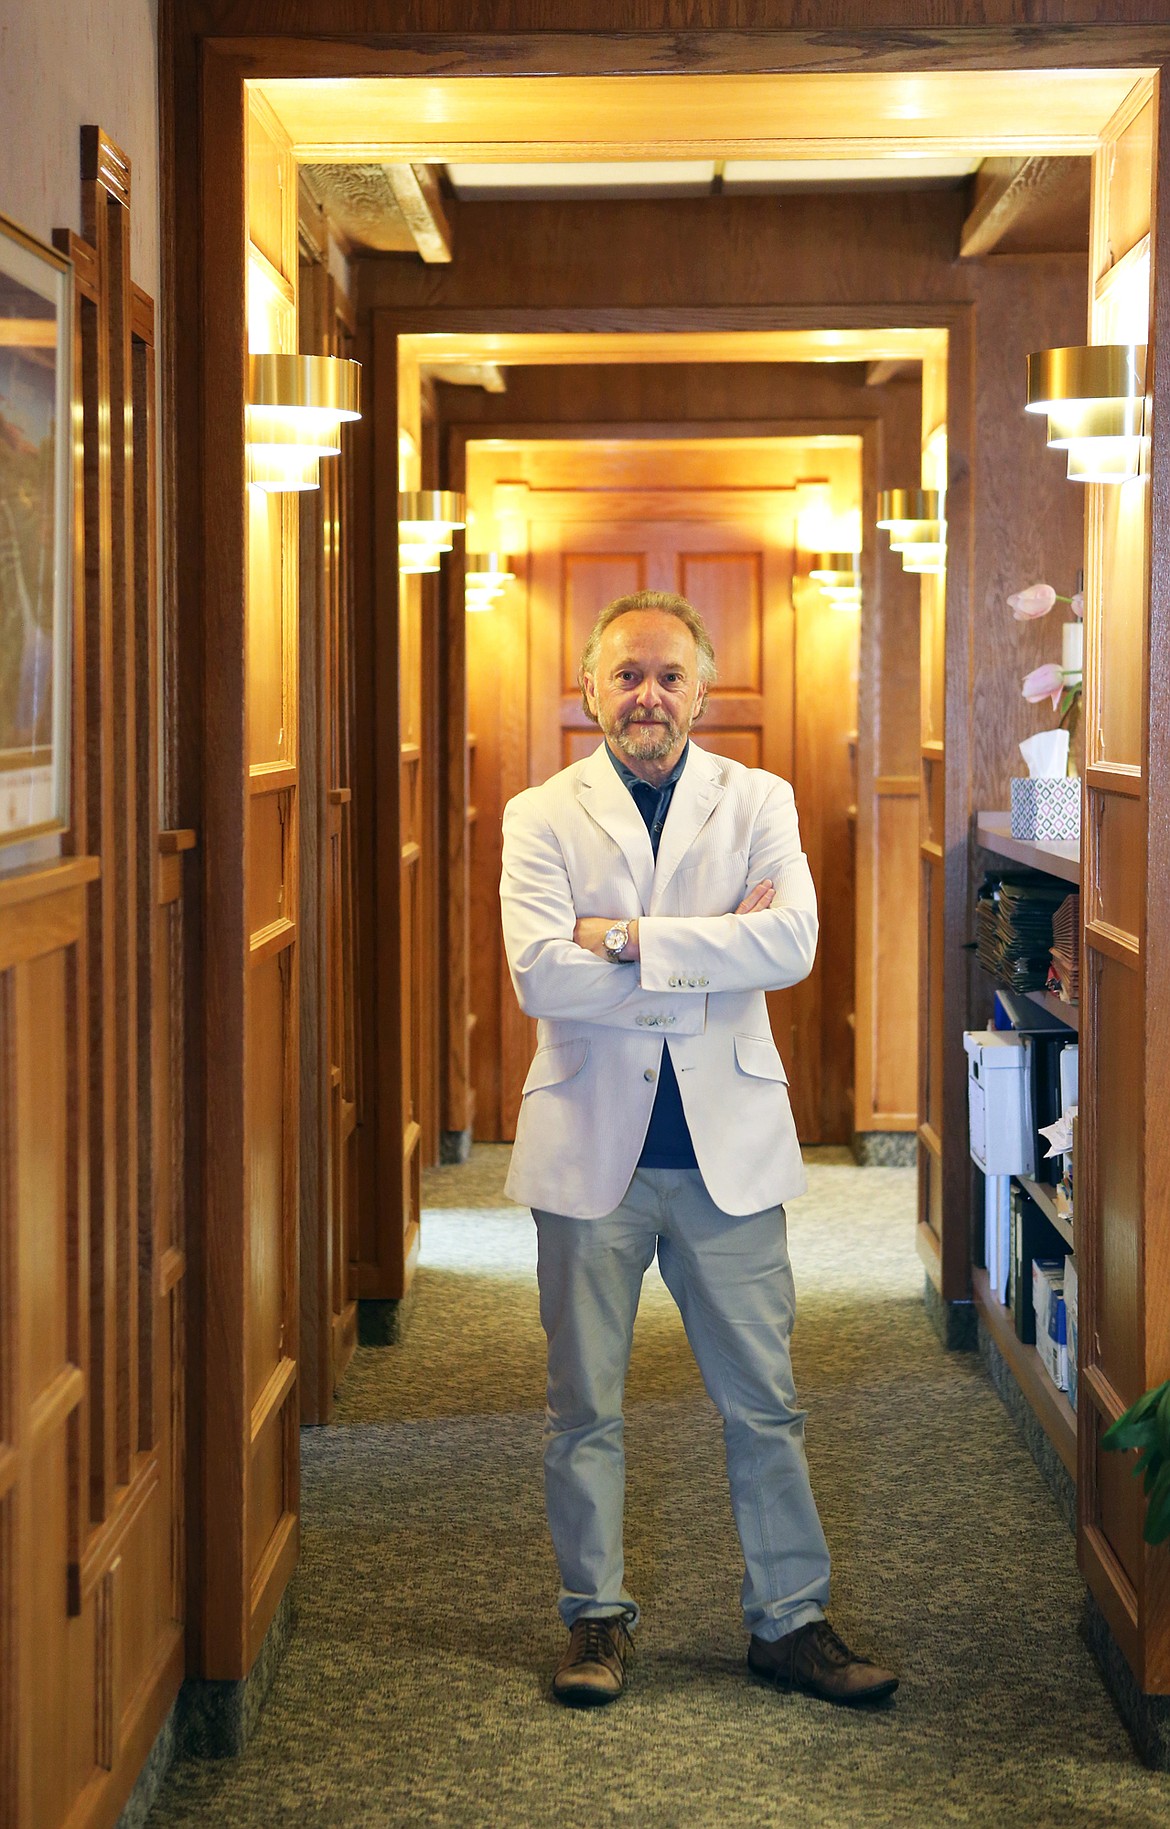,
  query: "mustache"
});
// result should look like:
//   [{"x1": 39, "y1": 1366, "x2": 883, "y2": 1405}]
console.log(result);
[{"x1": 619, "y1": 708, "x2": 674, "y2": 728}]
